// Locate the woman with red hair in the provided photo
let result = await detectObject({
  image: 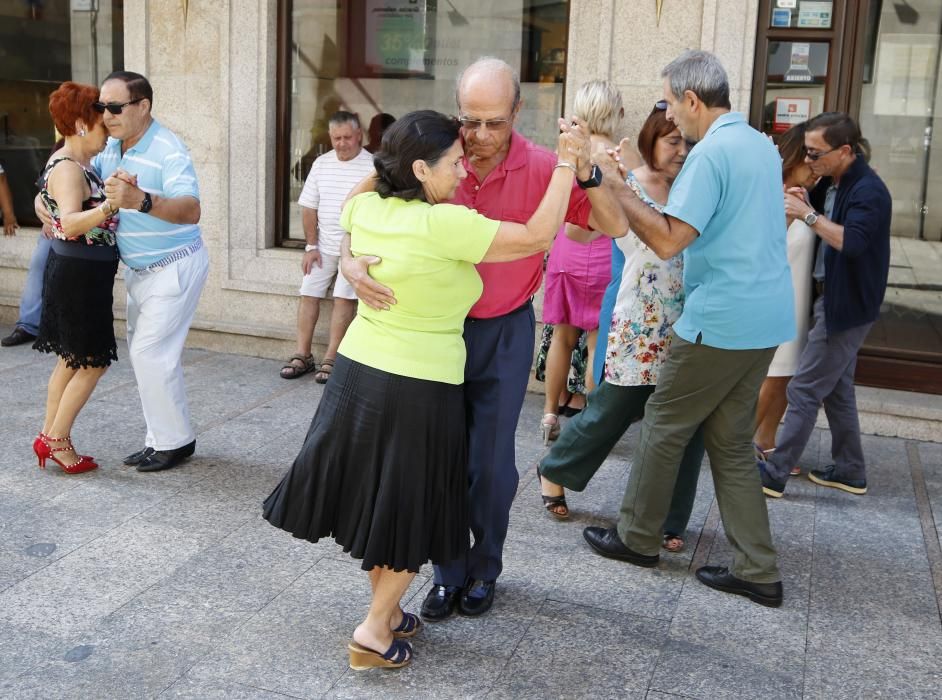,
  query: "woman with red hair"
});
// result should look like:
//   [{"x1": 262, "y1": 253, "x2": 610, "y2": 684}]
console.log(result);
[{"x1": 31, "y1": 81, "x2": 120, "y2": 474}]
